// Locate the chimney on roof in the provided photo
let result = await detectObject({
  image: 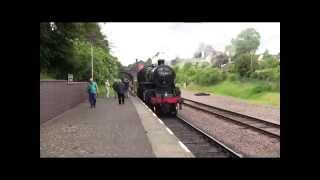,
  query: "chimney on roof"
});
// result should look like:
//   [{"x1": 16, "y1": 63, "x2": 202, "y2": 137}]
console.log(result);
[{"x1": 158, "y1": 59, "x2": 165, "y2": 65}]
